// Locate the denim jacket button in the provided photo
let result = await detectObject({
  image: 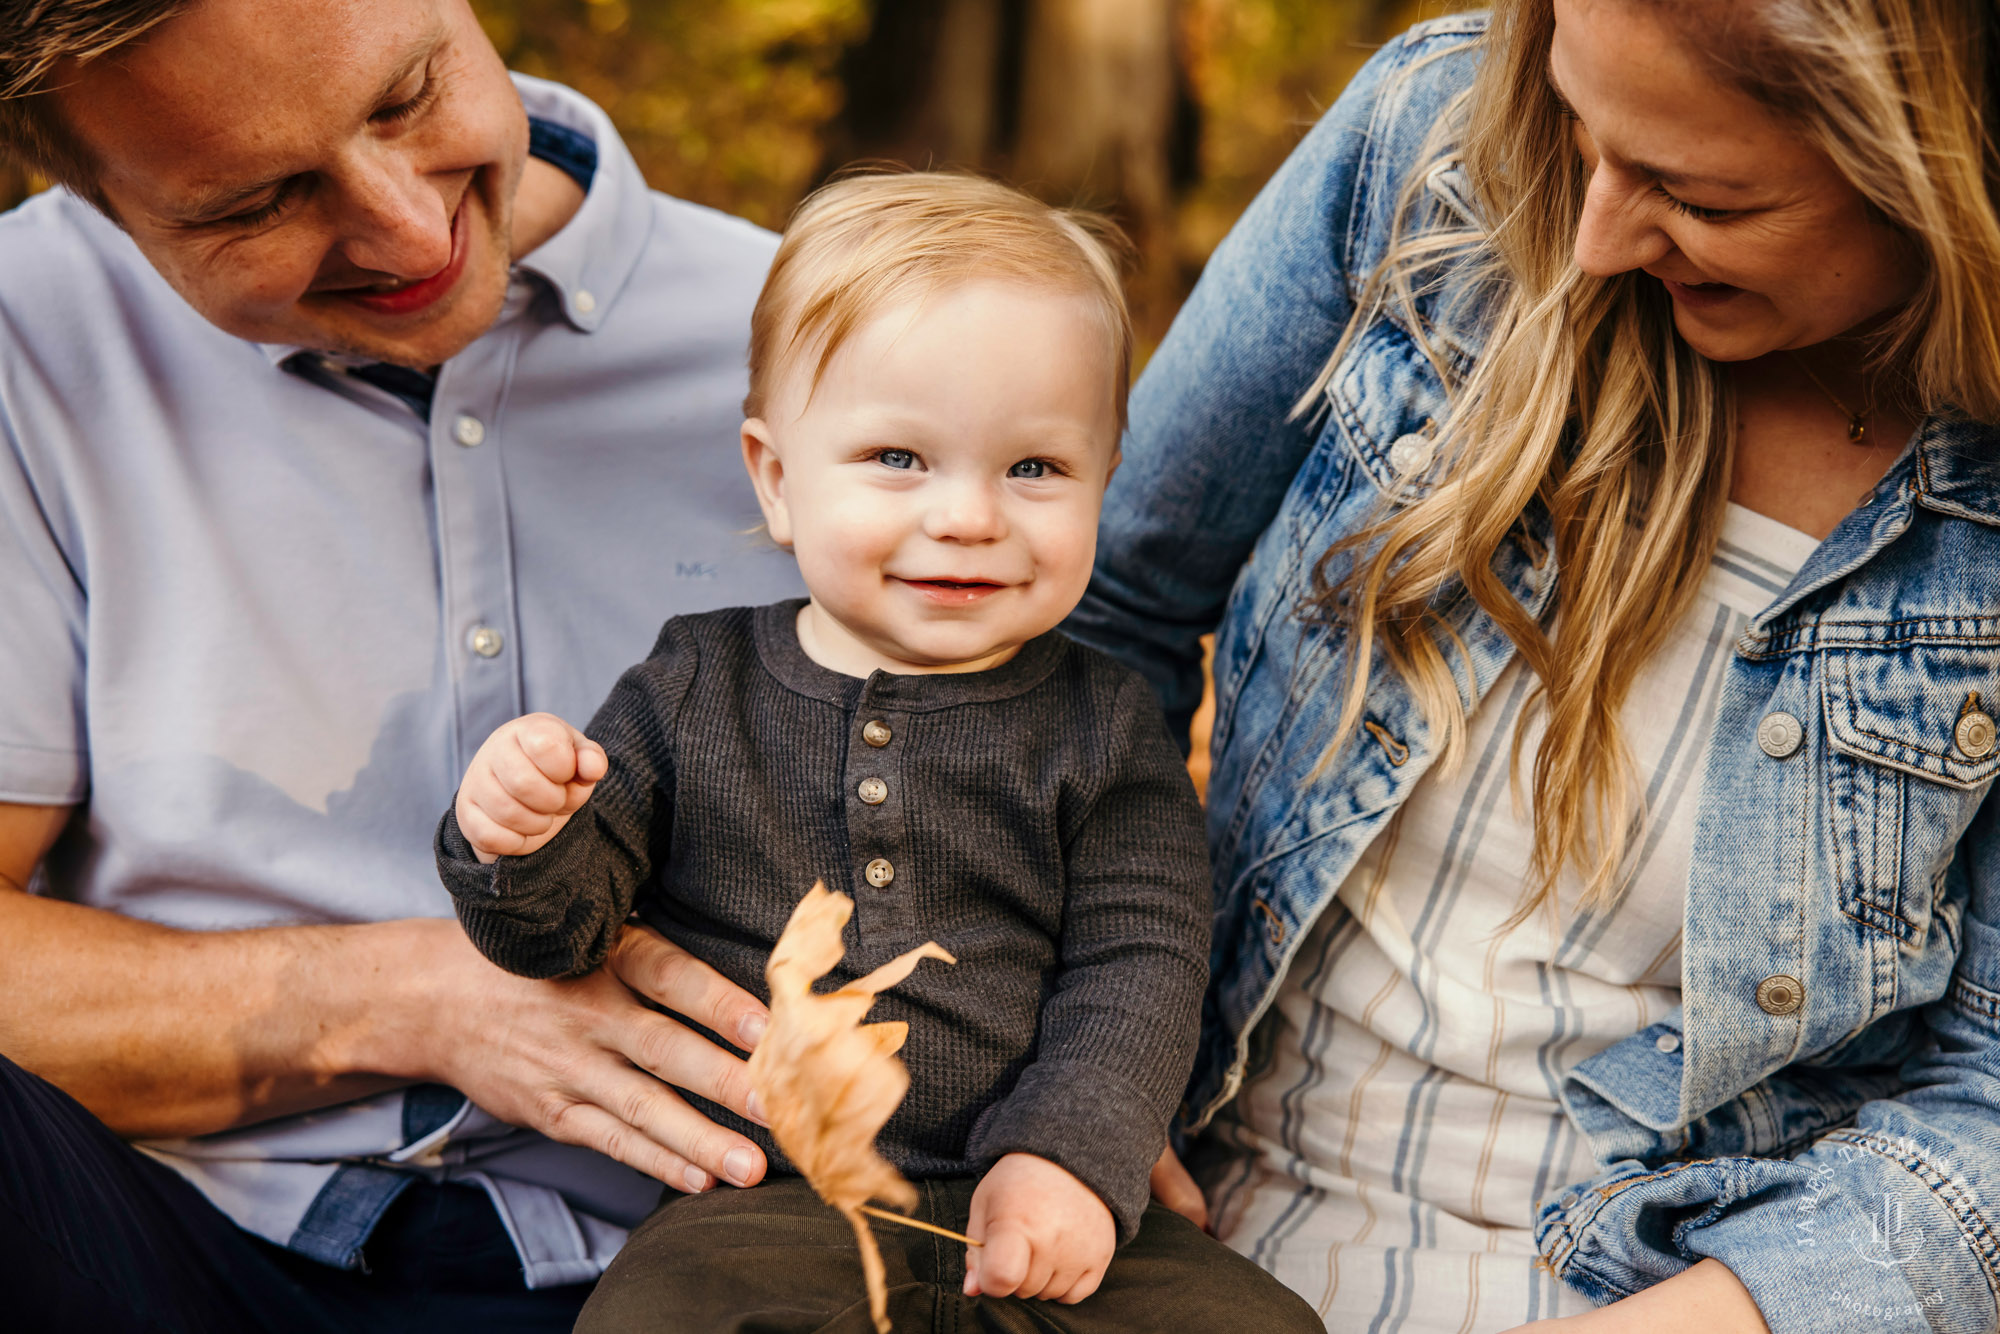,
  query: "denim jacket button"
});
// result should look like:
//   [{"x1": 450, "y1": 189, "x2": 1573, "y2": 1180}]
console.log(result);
[
  {"x1": 1654, "y1": 1033, "x2": 1681, "y2": 1053},
  {"x1": 1756, "y1": 974, "x2": 1804, "y2": 1015},
  {"x1": 1756, "y1": 711, "x2": 1803, "y2": 759},
  {"x1": 1388, "y1": 433, "x2": 1435, "y2": 477},
  {"x1": 1956, "y1": 709, "x2": 1997, "y2": 760}
]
